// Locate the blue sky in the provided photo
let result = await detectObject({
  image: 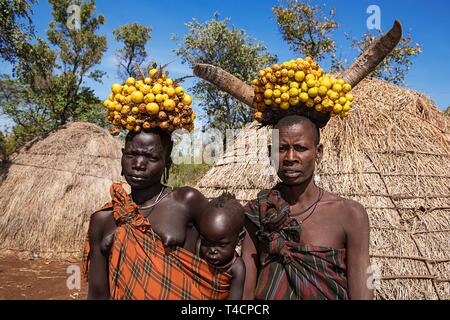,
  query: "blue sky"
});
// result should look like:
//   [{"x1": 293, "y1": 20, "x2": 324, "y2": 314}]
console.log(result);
[{"x1": 1, "y1": 0, "x2": 449, "y2": 131}]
